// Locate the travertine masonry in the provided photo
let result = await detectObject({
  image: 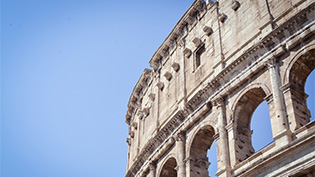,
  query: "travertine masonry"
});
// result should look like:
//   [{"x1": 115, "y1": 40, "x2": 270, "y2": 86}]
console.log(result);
[{"x1": 126, "y1": 0, "x2": 315, "y2": 176}]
